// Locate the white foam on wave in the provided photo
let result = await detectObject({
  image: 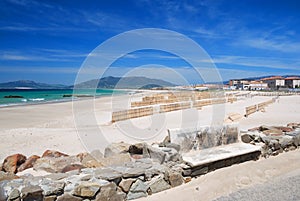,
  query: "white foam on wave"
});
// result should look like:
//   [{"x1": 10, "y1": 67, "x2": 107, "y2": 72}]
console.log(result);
[{"x1": 29, "y1": 98, "x2": 45, "y2": 101}]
